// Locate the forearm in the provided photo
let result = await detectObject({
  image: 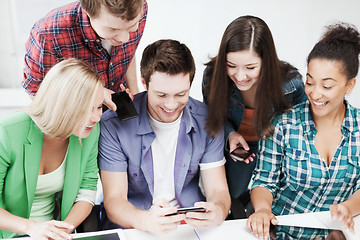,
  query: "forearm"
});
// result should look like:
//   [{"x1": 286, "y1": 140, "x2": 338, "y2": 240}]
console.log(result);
[
  {"x1": 207, "y1": 189, "x2": 231, "y2": 220},
  {"x1": 0, "y1": 207, "x2": 33, "y2": 235},
  {"x1": 341, "y1": 189, "x2": 360, "y2": 216},
  {"x1": 202, "y1": 166, "x2": 231, "y2": 222},
  {"x1": 64, "y1": 201, "x2": 93, "y2": 231},
  {"x1": 251, "y1": 186, "x2": 273, "y2": 212},
  {"x1": 125, "y1": 57, "x2": 139, "y2": 94},
  {"x1": 104, "y1": 197, "x2": 148, "y2": 230}
]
